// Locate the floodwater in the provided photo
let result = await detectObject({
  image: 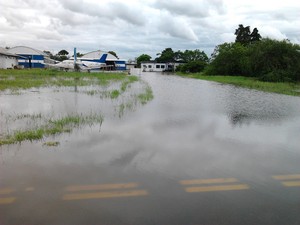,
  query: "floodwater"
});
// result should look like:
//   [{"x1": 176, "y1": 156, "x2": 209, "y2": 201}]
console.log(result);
[{"x1": 1, "y1": 72, "x2": 300, "y2": 225}]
